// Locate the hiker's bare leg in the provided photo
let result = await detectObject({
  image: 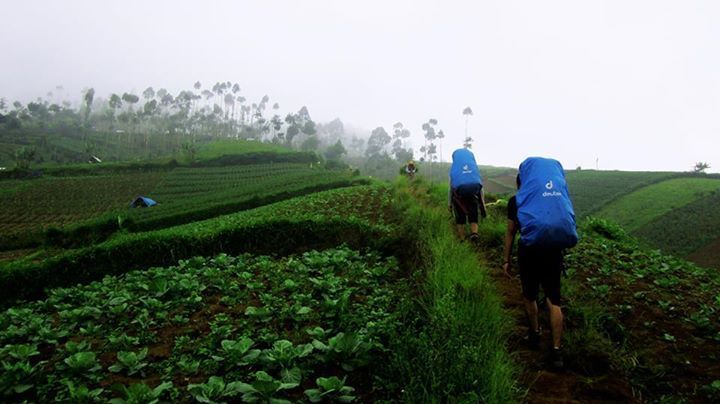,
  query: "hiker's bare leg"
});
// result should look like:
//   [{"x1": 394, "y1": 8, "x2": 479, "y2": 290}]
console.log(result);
[
  {"x1": 470, "y1": 223, "x2": 478, "y2": 234},
  {"x1": 523, "y1": 298, "x2": 539, "y2": 332},
  {"x1": 456, "y1": 224, "x2": 465, "y2": 240},
  {"x1": 546, "y1": 298, "x2": 563, "y2": 348}
]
